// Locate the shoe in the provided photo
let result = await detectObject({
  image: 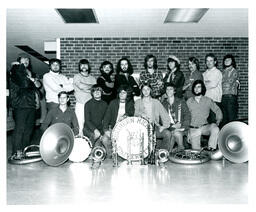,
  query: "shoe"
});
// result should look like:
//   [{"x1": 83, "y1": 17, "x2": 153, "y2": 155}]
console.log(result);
[{"x1": 207, "y1": 147, "x2": 215, "y2": 152}]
